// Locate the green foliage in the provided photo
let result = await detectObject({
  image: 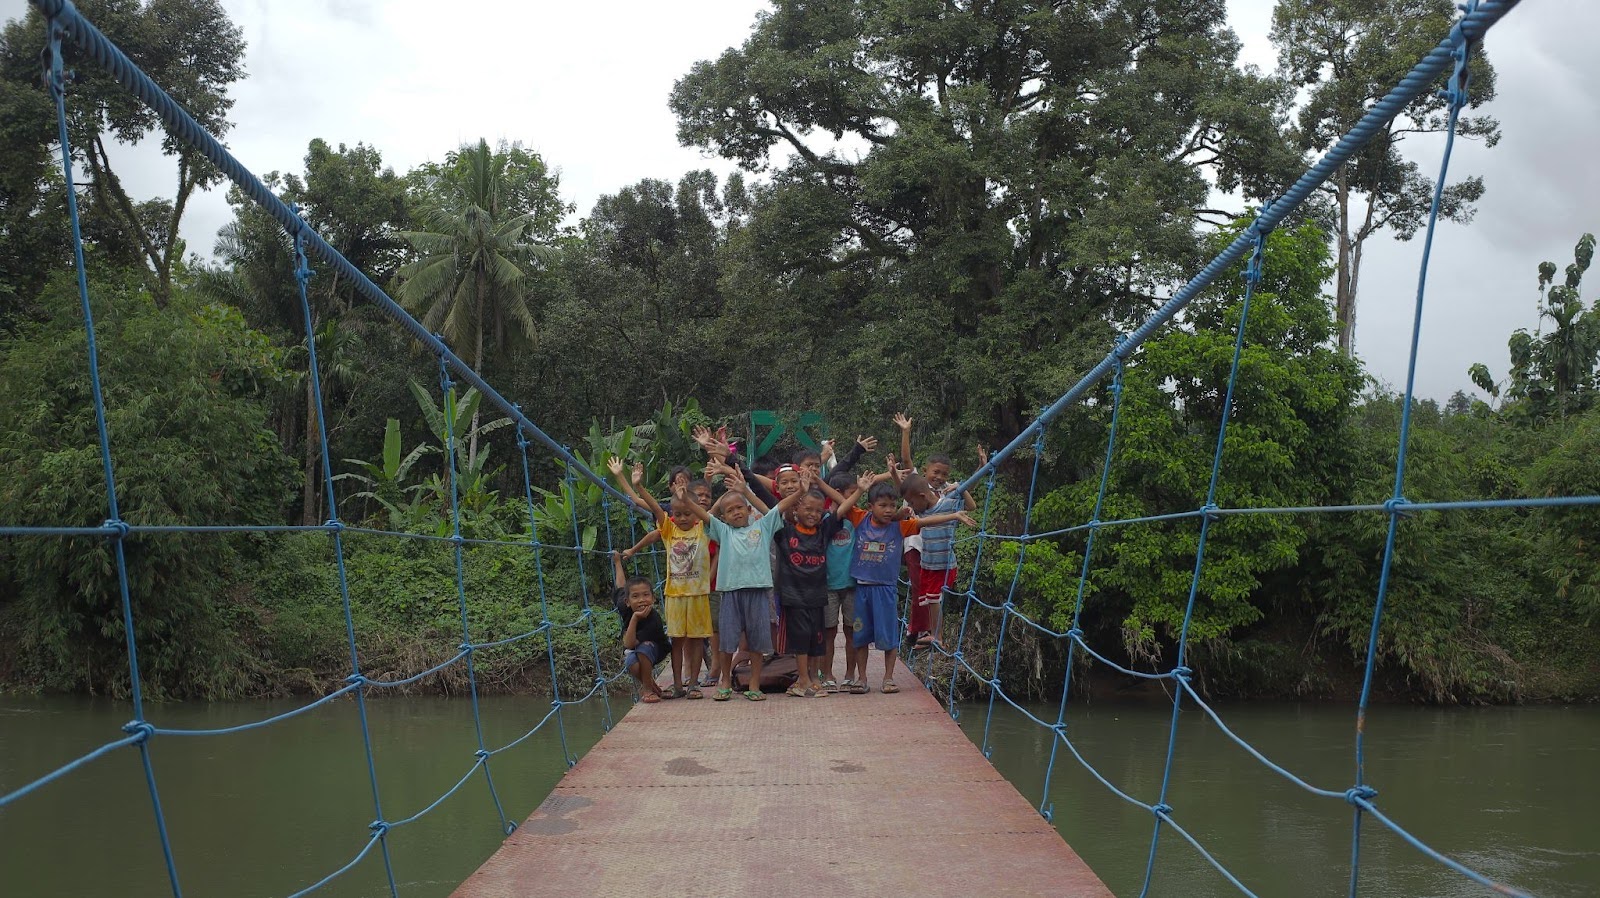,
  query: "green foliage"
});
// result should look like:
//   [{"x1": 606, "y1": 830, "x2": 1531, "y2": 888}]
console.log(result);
[
  {"x1": 0, "y1": 275, "x2": 296, "y2": 697},
  {"x1": 1473, "y1": 233, "x2": 1600, "y2": 418}
]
